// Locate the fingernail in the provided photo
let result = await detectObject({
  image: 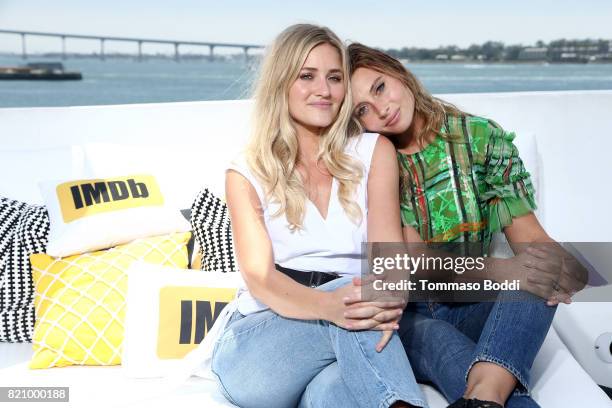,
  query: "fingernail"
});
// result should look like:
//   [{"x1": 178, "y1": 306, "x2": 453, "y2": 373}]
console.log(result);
[{"x1": 394, "y1": 325, "x2": 399, "y2": 330}]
